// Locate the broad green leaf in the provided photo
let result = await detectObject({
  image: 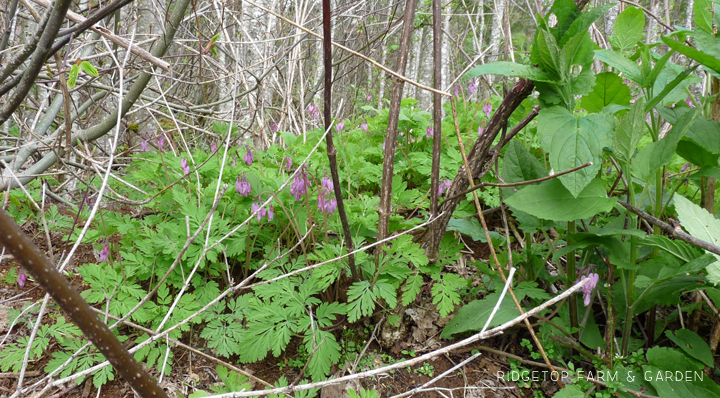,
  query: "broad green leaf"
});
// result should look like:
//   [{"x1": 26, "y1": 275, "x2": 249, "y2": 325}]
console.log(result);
[
  {"x1": 631, "y1": 108, "x2": 700, "y2": 180},
  {"x1": 537, "y1": 106, "x2": 613, "y2": 196},
  {"x1": 500, "y1": 140, "x2": 547, "y2": 185},
  {"x1": 560, "y1": 31, "x2": 594, "y2": 75},
  {"x1": 80, "y1": 61, "x2": 99, "y2": 77},
  {"x1": 647, "y1": 347, "x2": 704, "y2": 372},
  {"x1": 614, "y1": 97, "x2": 646, "y2": 164},
  {"x1": 693, "y1": 29, "x2": 720, "y2": 63},
  {"x1": 684, "y1": 117, "x2": 720, "y2": 155},
  {"x1": 440, "y1": 292, "x2": 522, "y2": 338},
  {"x1": 549, "y1": 0, "x2": 581, "y2": 41},
  {"x1": 646, "y1": 65, "x2": 698, "y2": 111},
  {"x1": 677, "y1": 140, "x2": 719, "y2": 167},
  {"x1": 661, "y1": 35, "x2": 720, "y2": 76},
  {"x1": 580, "y1": 72, "x2": 631, "y2": 113},
  {"x1": 595, "y1": 49, "x2": 643, "y2": 84},
  {"x1": 656, "y1": 253, "x2": 715, "y2": 280},
  {"x1": 674, "y1": 195, "x2": 720, "y2": 285},
  {"x1": 610, "y1": 6, "x2": 645, "y2": 52},
  {"x1": 631, "y1": 235, "x2": 702, "y2": 262},
  {"x1": 694, "y1": 0, "x2": 713, "y2": 34},
  {"x1": 633, "y1": 275, "x2": 707, "y2": 314},
  {"x1": 537, "y1": 29, "x2": 562, "y2": 79},
  {"x1": 554, "y1": 385, "x2": 584, "y2": 398},
  {"x1": 67, "y1": 64, "x2": 80, "y2": 88},
  {"x1": 559, "y1": 3, "x2": 616, "y2": 47},
  {"x1": 464, "y1": 62, "x2": 557, "y2": 83},
  {"x1": 505, "y1": 178, "x2": 617, "y2": 222},
  {"x1": 644, "y1": 364, "x2": 720, "y2": 398},
  {"x1": 666, "y1": 329, "x2": 714, "y2": 367}
]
